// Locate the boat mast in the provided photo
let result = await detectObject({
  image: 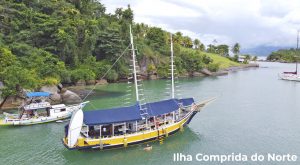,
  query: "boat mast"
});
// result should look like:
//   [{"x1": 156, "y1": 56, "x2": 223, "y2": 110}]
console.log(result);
[
  {"x1": 129, "y1": 25, "x2": 139, "y2": 102},
  {"x1": 296, "y1": 30, "x2": 299, "y2": 74},
  {"x1": 170, "y1": 33, "x2": 175, "y2": 98}
]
